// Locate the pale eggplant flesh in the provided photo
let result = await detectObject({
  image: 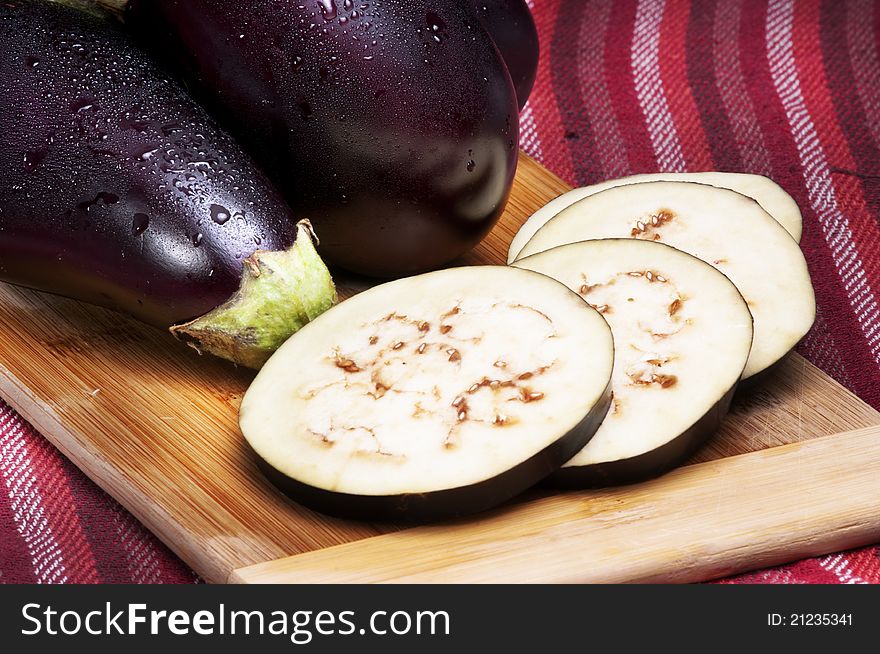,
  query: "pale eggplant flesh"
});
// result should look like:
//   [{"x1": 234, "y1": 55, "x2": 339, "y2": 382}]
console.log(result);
[
  {"x1": 240, "y1": 266, "x2": 614, "y2": 520},
  {"x1": 507, "y1": 172, "x2": 803, "y2": 263},
  {"x1": 515, "y1": 181, "x2": 815, "y2": 379},
  {"x1": 515, "y1": 239, "x2": 754, "y2": 487}
]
